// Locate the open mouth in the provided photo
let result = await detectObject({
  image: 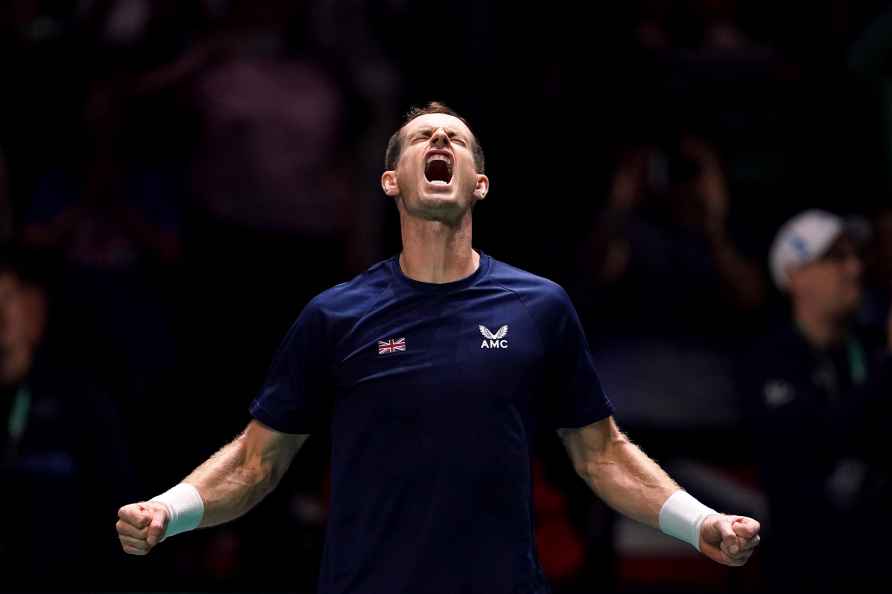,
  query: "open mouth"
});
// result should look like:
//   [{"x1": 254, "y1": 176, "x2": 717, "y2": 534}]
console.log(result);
[{"x1": 424, "y1": 152, "x2": 453, "y2": 185}]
